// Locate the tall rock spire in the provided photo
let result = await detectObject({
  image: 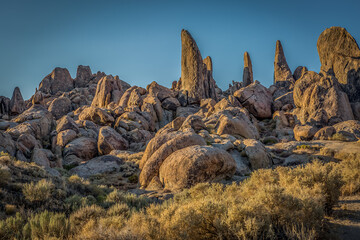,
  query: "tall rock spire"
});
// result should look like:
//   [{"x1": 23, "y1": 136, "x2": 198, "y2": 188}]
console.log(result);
[
  {"x1": 10, "y1": 87, "x2": 25, "y2": 115},
  {"x1": 274, "y1": 40, "x2": 294, "y2": 84},
  {"x1": 178, "y1": 29, "x2": 217, "y2": 104},
  {"x1": 243, "y1": 52, "x2": 253, "y2": 87}
]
